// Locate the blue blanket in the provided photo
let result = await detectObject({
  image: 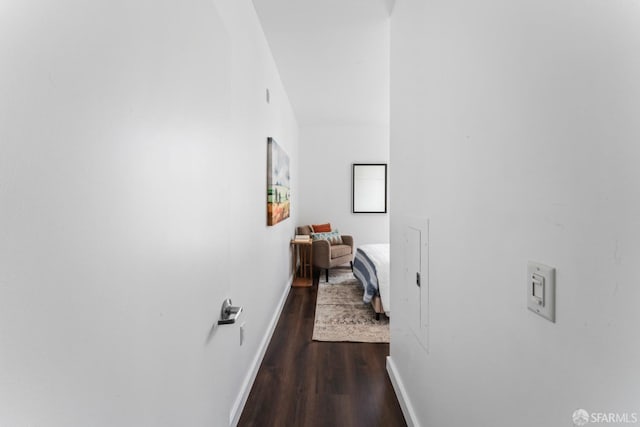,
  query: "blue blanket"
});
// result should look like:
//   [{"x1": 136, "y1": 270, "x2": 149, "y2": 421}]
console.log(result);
[{"x1": 353, "y1": 248, "x2": 379, "y2": 304}]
